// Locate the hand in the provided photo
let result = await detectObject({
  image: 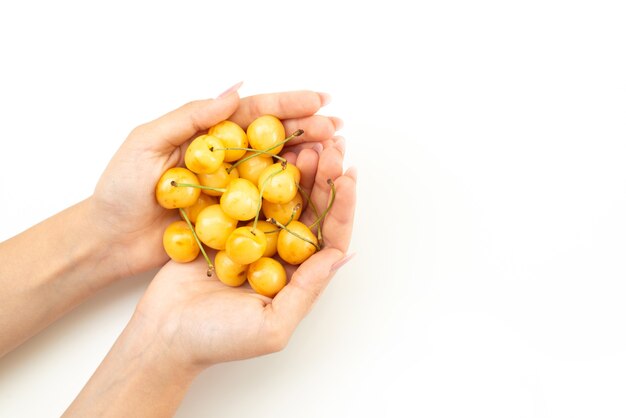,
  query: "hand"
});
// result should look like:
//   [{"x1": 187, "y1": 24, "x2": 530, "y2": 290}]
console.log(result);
[
  {"x1": 129, "y1": 139, "x2": 356, "y2": 372},
  {"x1": 89, "y1": 86, "x2": 339, "y2": 278}
]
